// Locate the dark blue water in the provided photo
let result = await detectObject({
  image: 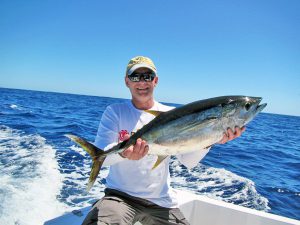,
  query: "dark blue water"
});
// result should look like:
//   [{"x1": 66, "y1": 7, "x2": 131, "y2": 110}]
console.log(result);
[{"x1": 0, "y1": 87, "x2": 299, "y2": 225}]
